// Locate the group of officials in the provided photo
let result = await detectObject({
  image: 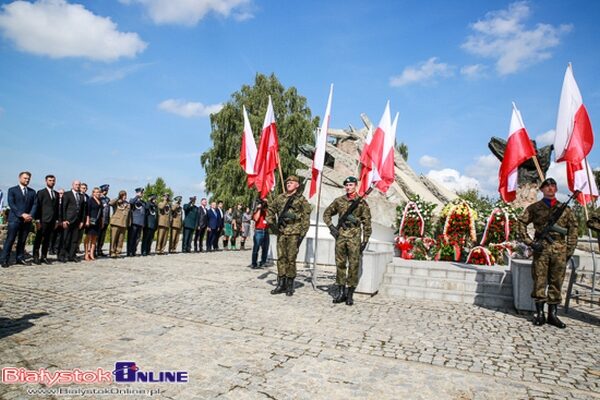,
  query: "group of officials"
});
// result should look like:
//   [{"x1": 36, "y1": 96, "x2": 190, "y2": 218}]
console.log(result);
[{"x1": 2, "y1": 170, "x2": 600, "y2": 315}]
